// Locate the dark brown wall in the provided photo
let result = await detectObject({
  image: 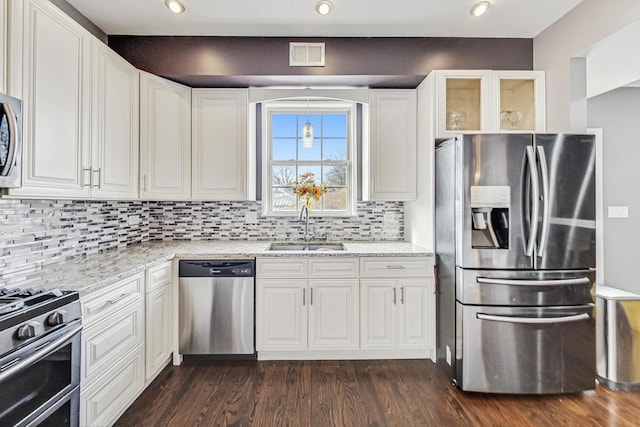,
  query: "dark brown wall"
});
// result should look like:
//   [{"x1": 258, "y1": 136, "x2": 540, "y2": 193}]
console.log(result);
[{"x1": 108, "y1": 36, "x2": 533, "y2": 88}]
